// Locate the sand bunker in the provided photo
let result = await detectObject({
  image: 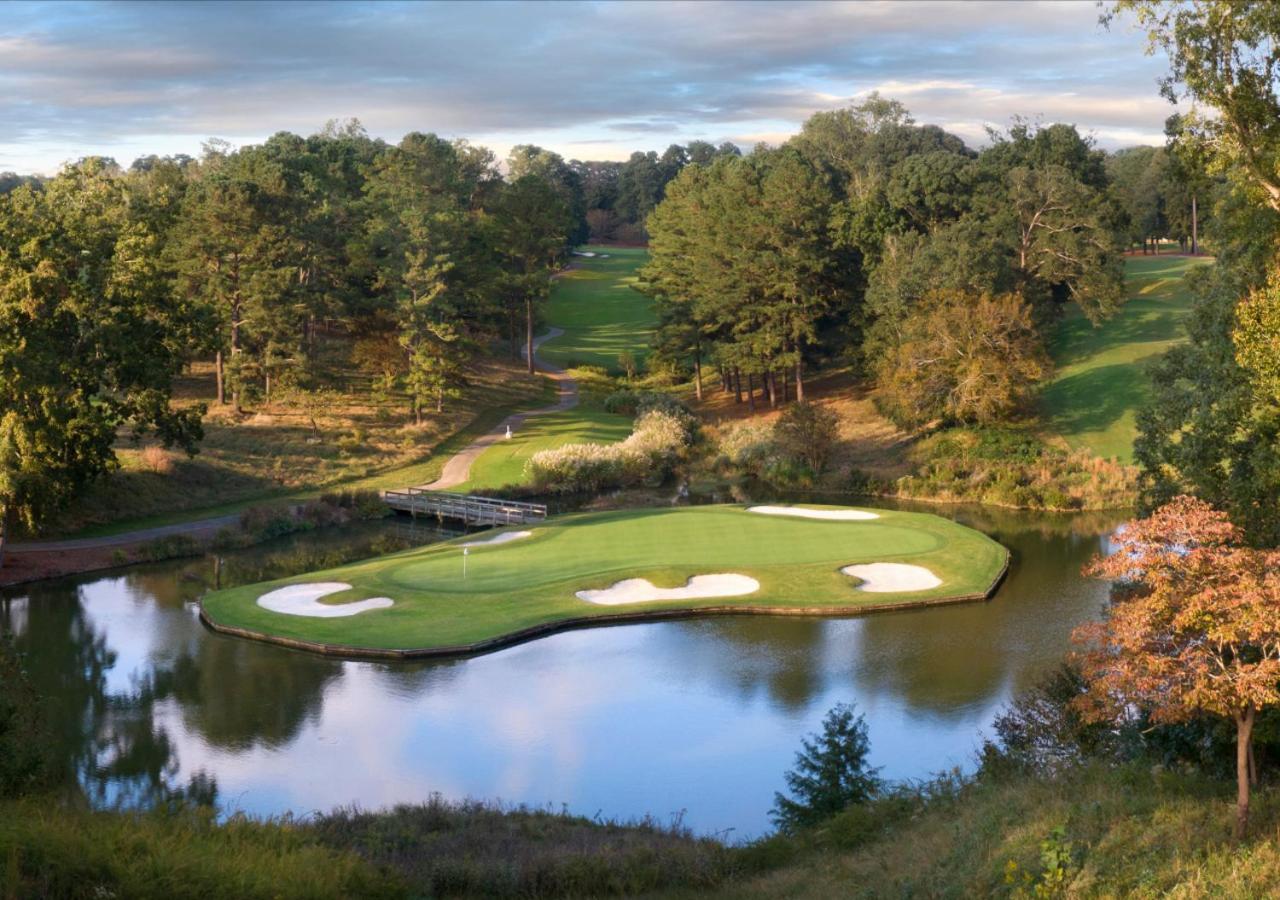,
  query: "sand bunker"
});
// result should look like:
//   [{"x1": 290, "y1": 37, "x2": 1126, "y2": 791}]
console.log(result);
[
  {"x1": 462, "y1": 530, "x2": 533, "y2": 548},
  {"x1": 257, "y1": 582, "x2": 394, "y2": 618},
  {"x1": 747, "y1": 505, "x2": 880, "y2": 521},
  {"x1": 841, "y1": 563, "x2": 941, "y2": 592},
  {"x1": 577, "y1": 574, "x2": 760, "y2": 606}
]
